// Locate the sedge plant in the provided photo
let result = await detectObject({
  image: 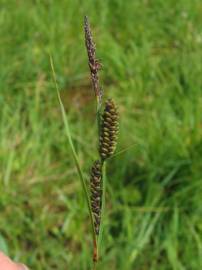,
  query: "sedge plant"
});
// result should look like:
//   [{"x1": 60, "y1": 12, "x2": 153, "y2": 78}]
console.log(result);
[{"x1": 50, "y1": 16, "x2": 119, "y2": 269}]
